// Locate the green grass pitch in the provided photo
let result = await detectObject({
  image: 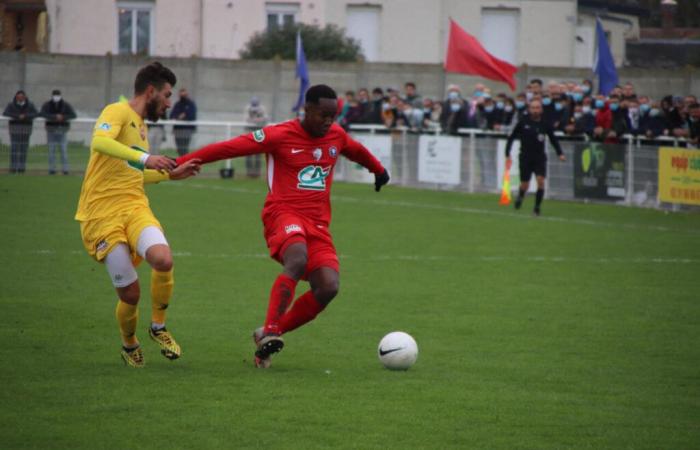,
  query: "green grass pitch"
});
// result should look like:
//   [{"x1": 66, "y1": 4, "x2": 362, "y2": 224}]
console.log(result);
[{"x1": 0, "y1": 175, "x2": 698, "y2": 449}]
